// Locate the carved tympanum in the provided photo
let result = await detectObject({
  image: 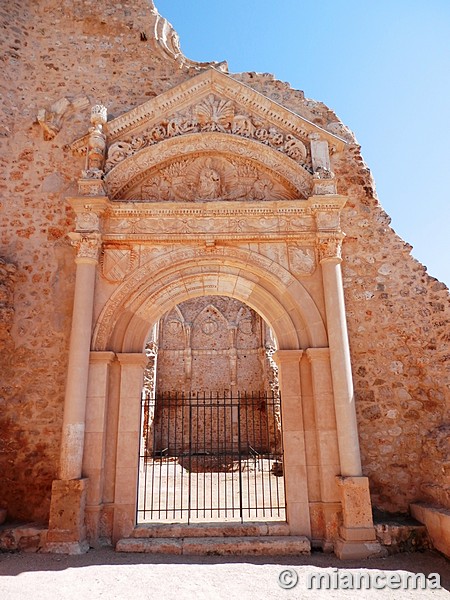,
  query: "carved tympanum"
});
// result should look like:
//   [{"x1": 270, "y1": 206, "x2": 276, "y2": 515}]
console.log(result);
[{"x1": 123, "y1": 155, "x2": 296, "y2": 201}]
